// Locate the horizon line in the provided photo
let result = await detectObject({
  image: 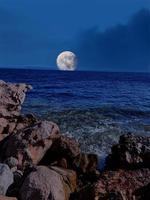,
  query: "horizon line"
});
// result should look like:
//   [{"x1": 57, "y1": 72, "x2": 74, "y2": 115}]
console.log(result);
[{"x1": 0, "y1": 66, "x2": 149, "y2": 74}]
